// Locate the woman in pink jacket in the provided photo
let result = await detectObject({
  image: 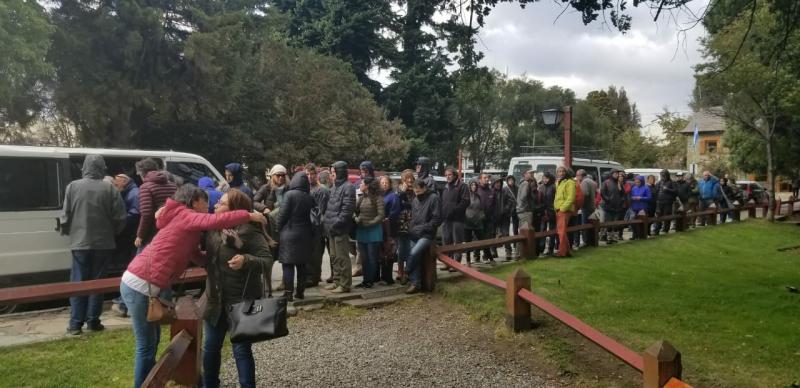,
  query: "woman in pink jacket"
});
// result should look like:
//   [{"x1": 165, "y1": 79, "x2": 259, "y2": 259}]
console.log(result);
[{"x1": 120, "y1": 184, "x2": 265, "y2": 388}]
